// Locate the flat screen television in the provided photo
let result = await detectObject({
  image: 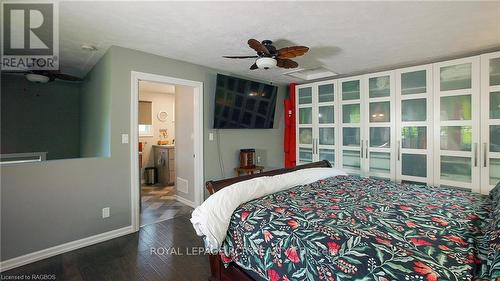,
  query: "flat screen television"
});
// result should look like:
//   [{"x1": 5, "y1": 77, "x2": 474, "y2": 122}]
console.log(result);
[{"x1": 213, "y1": 74, "x2": 278, "y2": 129}]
